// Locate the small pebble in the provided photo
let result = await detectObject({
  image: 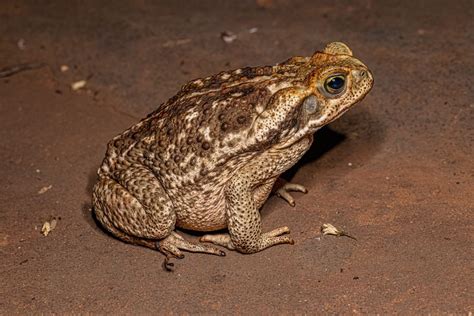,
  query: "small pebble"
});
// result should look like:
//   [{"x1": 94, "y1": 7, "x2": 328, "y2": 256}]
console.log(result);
[
  {"x1": 17, "y1": 38, "x2": 26, "y2": 50},
  {"x1": 221, "y1": 31, "x2": 237, "y2": 43},
  {"x1": 71, "y1": 80, "x2": 87, "y2": 91}
]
